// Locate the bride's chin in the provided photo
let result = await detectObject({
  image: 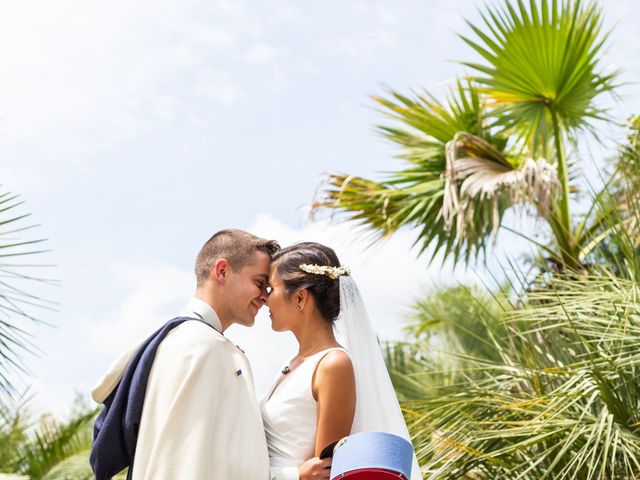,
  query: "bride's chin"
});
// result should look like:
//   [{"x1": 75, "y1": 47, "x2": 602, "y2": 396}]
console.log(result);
[{"x1": 270, "y1": 321, "x2": 287, "y2": 333}]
